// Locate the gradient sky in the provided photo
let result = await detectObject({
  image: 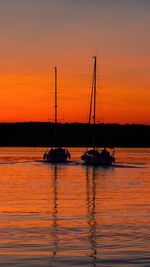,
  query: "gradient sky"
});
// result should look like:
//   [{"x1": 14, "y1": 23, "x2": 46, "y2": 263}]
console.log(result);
[{"x1": 0, "y1": 0, "x2": 150, "y2": 124}]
